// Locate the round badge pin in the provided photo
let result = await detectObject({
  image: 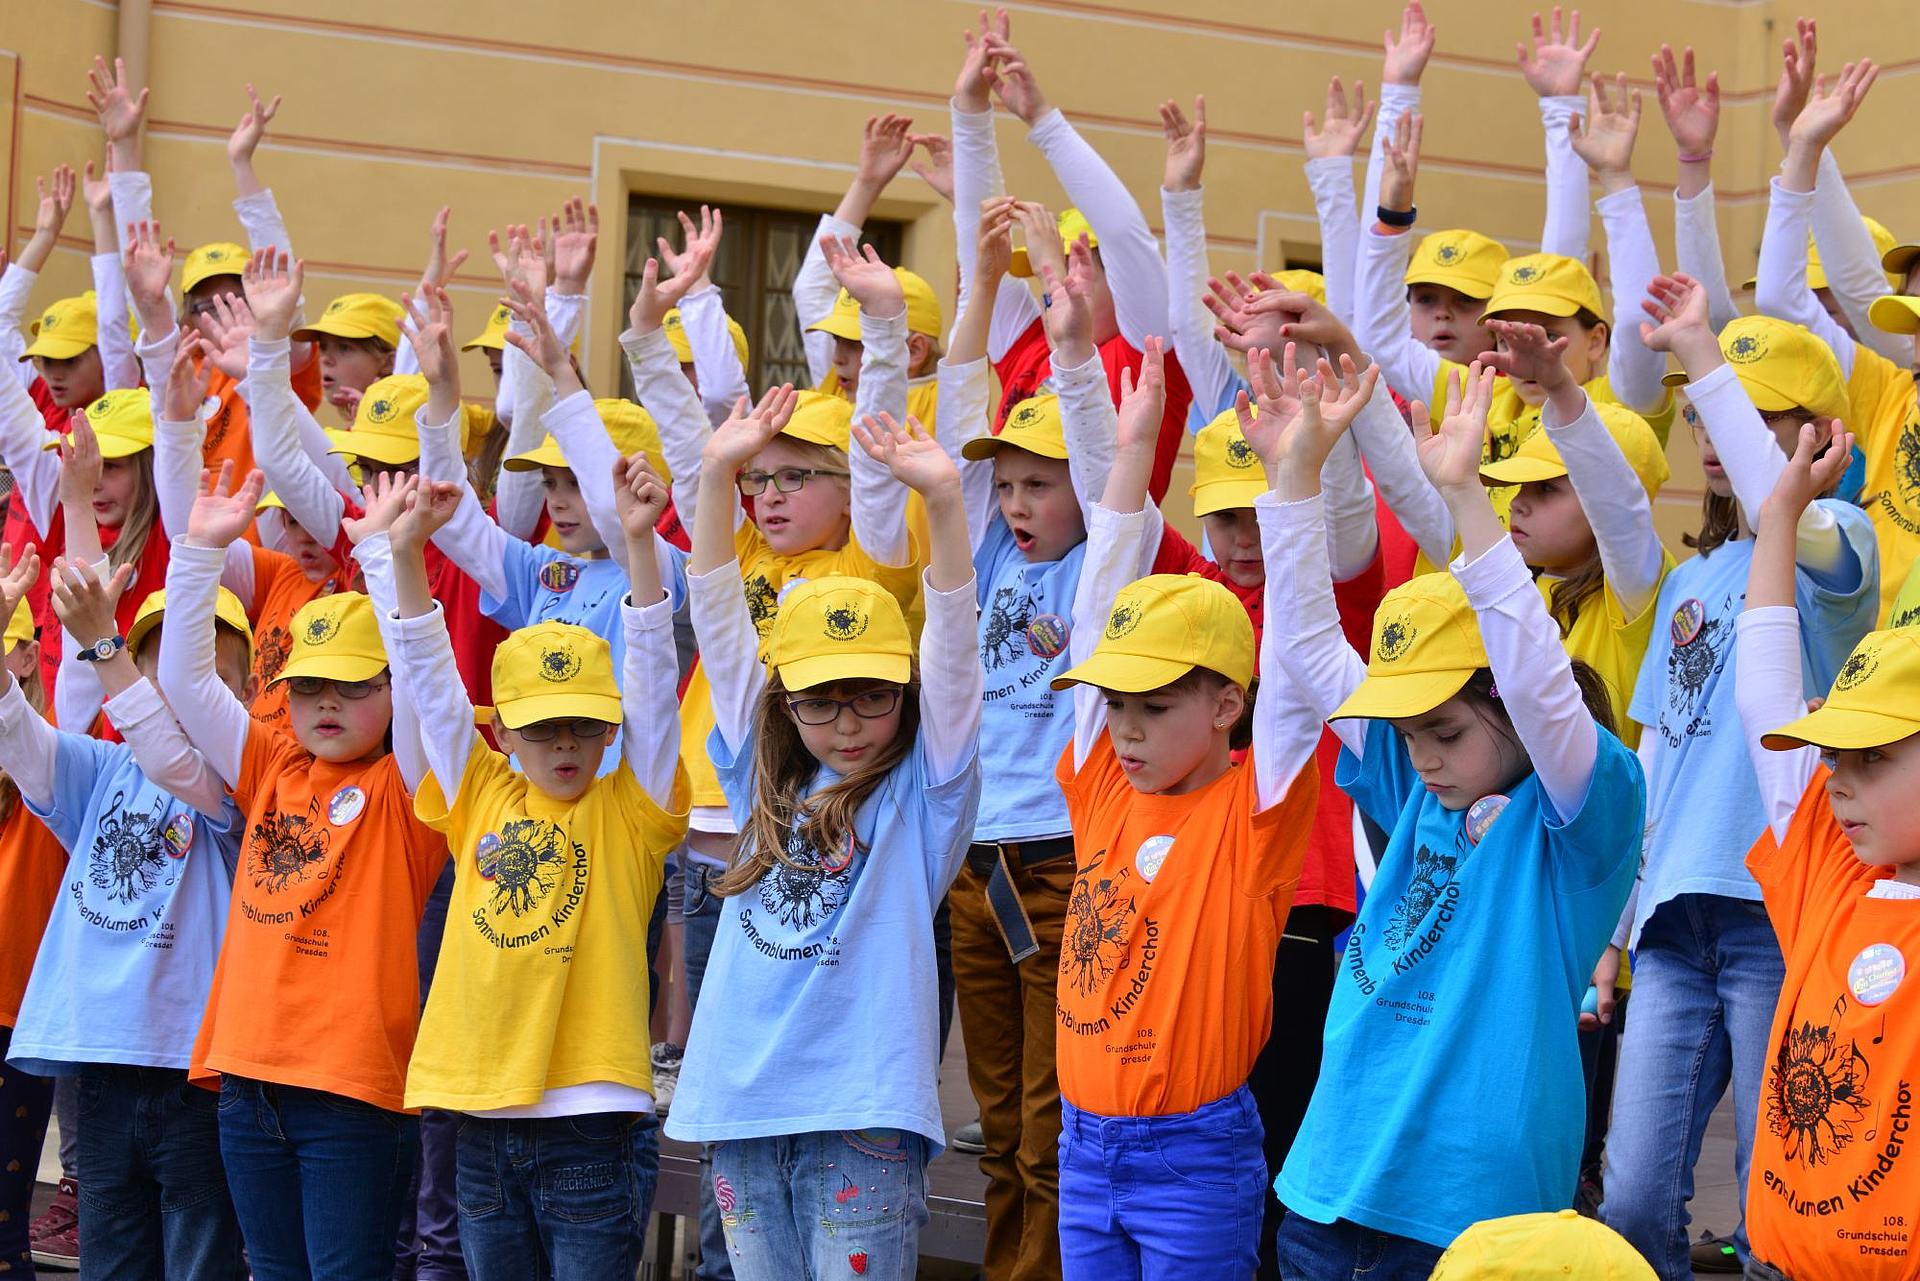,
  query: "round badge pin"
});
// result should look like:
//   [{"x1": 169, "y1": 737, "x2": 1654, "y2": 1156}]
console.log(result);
[
  {"x1": 475, "y1": 832, "x2": 501, "y2": 880},
  {"x1": 1671, "y1": 598, "x2": 1706, "y2": 648},
  {"x1": 540, "y1": 560, "x2": 581, "y2": 593},
  {"x1": 1464, "y1": 794, "x2": 1510, "y2": 846},
  {"x1": 162, "y1": 812, "x2": 194, "y2": 858},
  {"x1": 1134, "y1": 834, "x2": 1175, "y2": 882},
  {"x1": 328, "y1": 785, "x2": 367, "y2": 827},
  {"x1": 1847, "y1": 942, "x2": 1905, "y2": 1007},
  {"x1": 1025, "y1": 613, "x2": 1069, "y2": 660}
]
